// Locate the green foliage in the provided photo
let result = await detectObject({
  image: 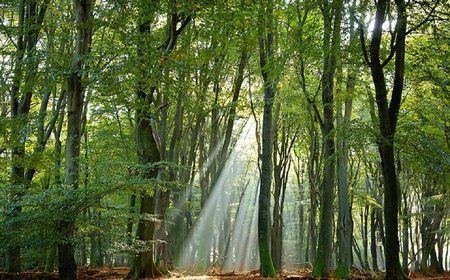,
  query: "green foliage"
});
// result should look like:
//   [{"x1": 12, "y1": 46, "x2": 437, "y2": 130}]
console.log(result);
[{"x1": 0, "y1": 0, "x2": 449, "y2": 275}]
